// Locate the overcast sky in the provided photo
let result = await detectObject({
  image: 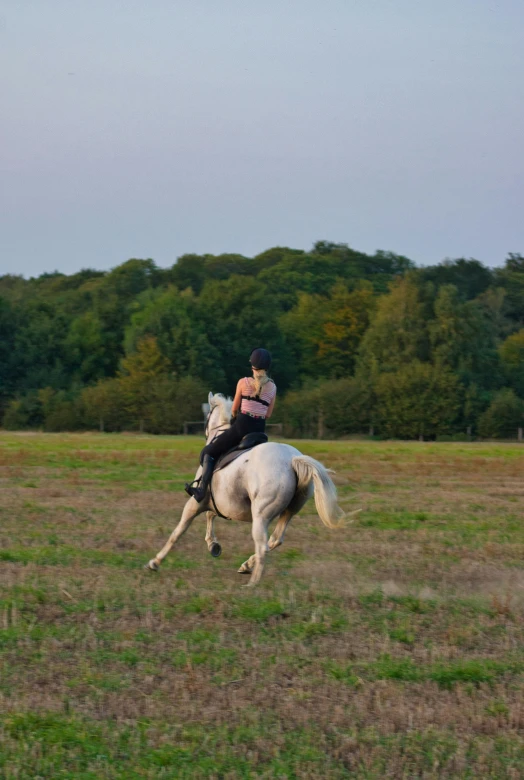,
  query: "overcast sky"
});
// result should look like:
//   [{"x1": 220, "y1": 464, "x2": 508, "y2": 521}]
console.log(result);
[{"x1": 1, "y1": 0, "x2": 523, "y2": 277}]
